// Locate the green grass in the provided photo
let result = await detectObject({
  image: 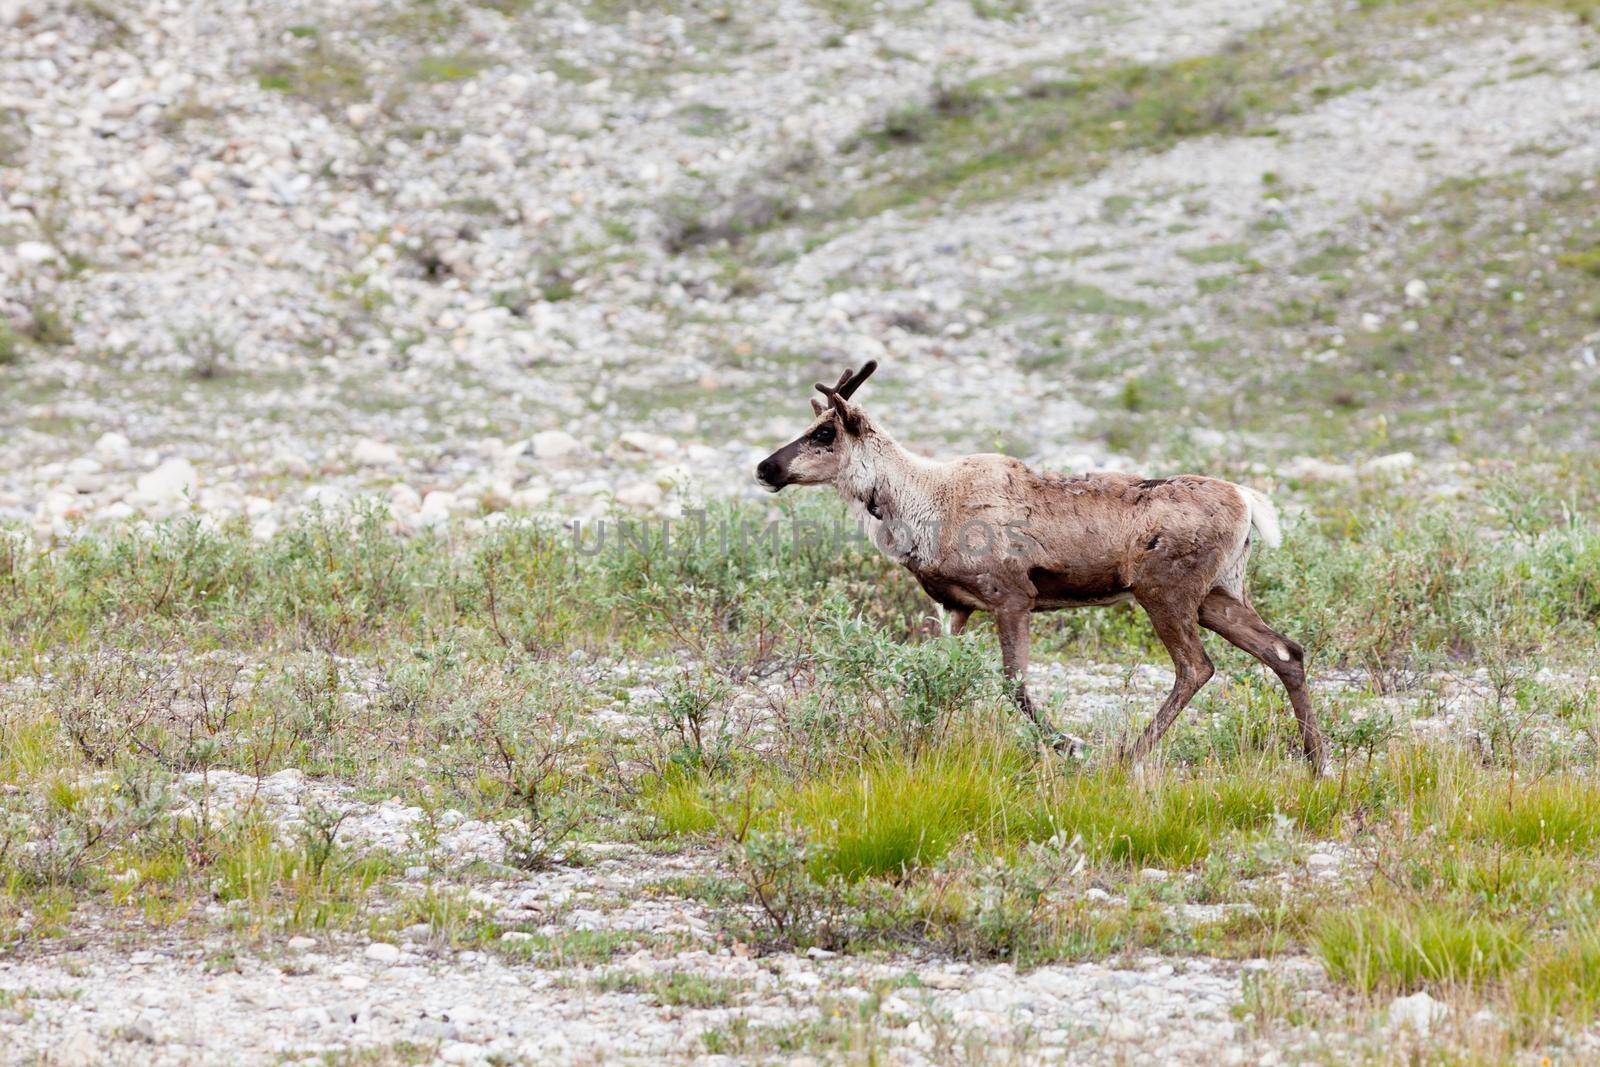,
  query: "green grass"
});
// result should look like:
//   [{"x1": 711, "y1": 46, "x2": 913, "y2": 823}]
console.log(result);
[
  {"x1": 1514, "y1": 924, "x2": 1600, "y2": 1031},
  {"x1": 589, "y1": 969, "x2": 747, "y2": 1008},
  {"x1": 1314, "y1": 902, "x2": 1526, "y2": 992},
  {"x1": 1002, "y1": 279, "x2": 1152, "y2": 320},
  {"x1": 657, "y1": 736, "x2": 1371, "y2": 880},
  {"x1": 256, "y1": 41, "x2": 368, "y2": 112},
  {"x1": 410, "y1": 53, "x2": 488, "y2": 83},
  {"x1": 820, "y1": 0, "x2": 1590, "y2": 221}
]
